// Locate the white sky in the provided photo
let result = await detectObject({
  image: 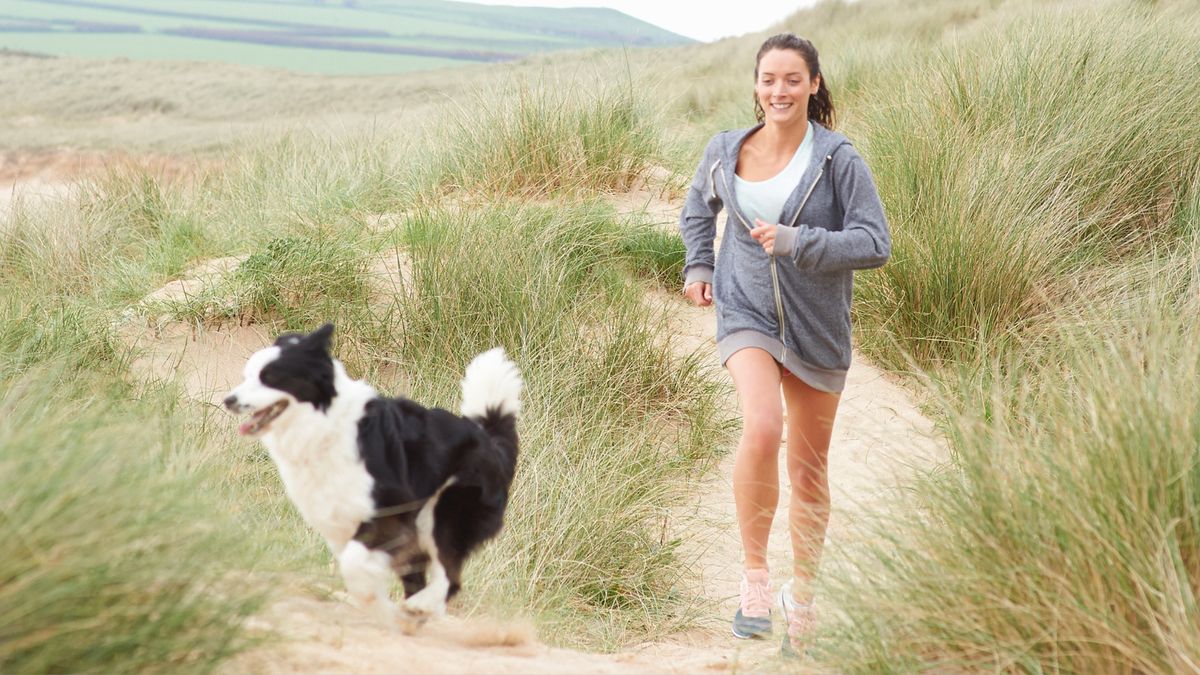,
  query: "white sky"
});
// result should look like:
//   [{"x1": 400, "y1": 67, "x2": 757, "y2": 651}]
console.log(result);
[{"x1": 466, "y1": 1, "x2": 816, "y2": 42}]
